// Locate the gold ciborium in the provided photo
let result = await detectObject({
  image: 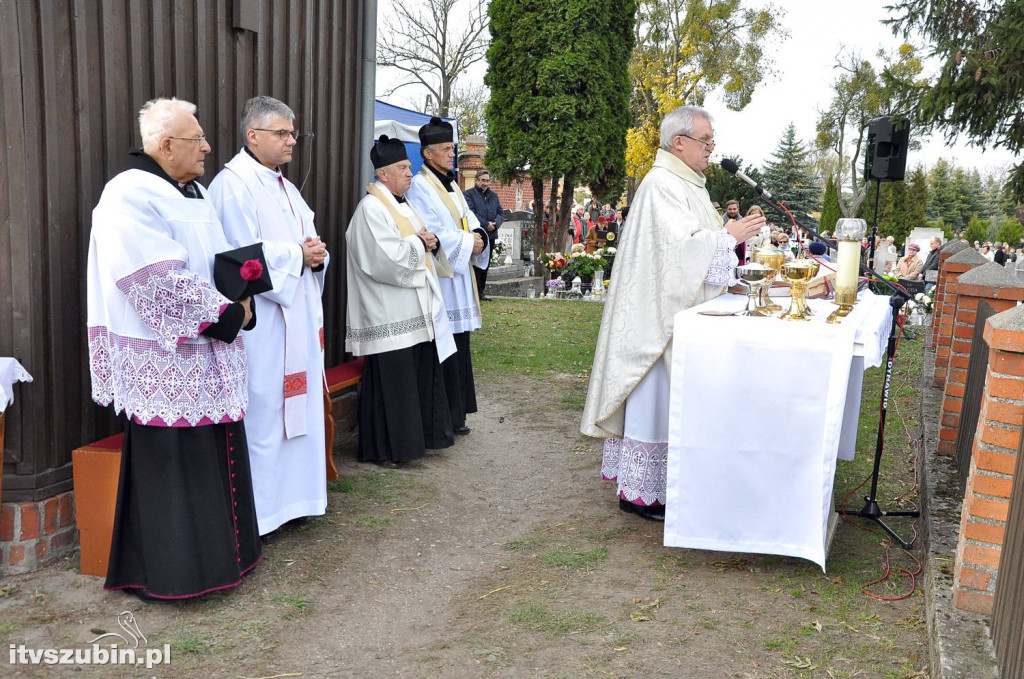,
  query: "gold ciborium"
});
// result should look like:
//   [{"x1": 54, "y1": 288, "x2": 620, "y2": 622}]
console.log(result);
[
  {"x1": 779, "y1": 259, "x2": 820, "y2": 321},
  {"x1": 751, "y1": 245, "x2": 785, "y2": 313},
  {"x1": 734, "y1": 263, "x2": 775, "y2": 316}
]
